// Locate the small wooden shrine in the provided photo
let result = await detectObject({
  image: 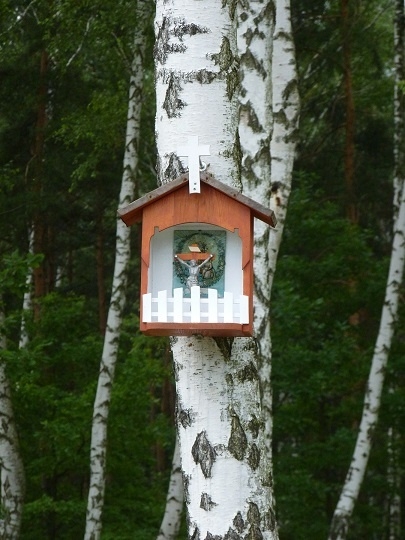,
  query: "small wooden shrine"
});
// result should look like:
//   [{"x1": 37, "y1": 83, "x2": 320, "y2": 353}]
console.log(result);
[{"x1": 118, "y1": 171, "x2": 276, "y2": 337}]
